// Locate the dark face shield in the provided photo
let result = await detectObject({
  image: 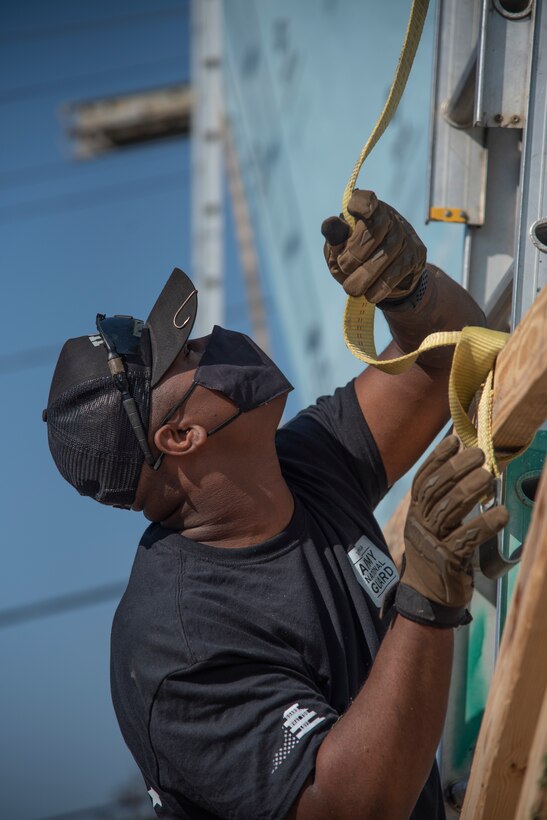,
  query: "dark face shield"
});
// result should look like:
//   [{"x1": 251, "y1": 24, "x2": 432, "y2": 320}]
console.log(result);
[
  {"x1": 194, "y1": 326, "x2": 293, "y2": 411},
  {"x1": 153, "y1": 326, "x2": 294, "y2": 468}
]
